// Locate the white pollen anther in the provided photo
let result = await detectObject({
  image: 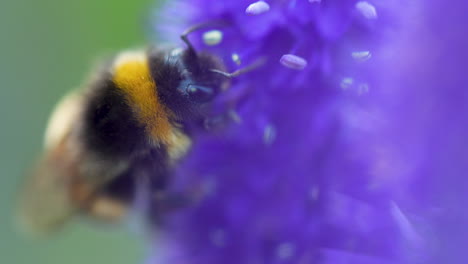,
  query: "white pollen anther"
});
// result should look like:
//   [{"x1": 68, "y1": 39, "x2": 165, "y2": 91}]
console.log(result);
[
  {"x1": 231, "y1": 53, "x2": 241, "y2": 65},
  {"x1": 263, "y1": 124, "x2": 276, "y2": 145},
  {"x1": 246, "y1": 1, "x2": 270, "y2": 15},
  {"x1": 340, "y1": 77, "x2": 354, "y2": 90},
  {"x1": 203, "y1": 30, "x2": 223, "y2": 46},
  {"x1": 356, "y1": 1, "x2": 378, "y2": 20},
  {"x1": 352, "y1": 51, "x2": 372, "y2": 62},
  {"x1": 228, "y1": 110, "x2": 242, "y2": 123},
  {"x1": 280, "y1": 54, "x2": 307, "y2": 70}
]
